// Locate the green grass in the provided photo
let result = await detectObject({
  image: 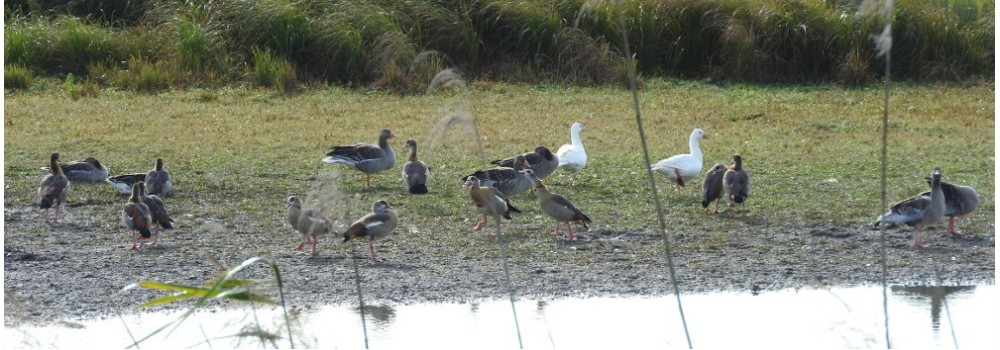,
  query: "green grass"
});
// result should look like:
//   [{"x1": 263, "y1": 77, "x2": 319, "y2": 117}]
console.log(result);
[{"x1": 3, "y1": 81, "x2": 994, "y2": 259}]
